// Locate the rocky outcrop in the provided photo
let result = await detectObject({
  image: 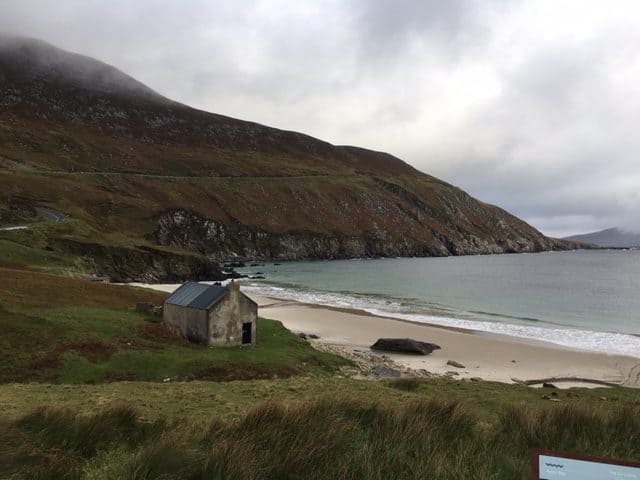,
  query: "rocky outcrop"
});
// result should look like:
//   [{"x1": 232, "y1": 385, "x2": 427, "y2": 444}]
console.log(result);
[
  {"x1": 154, "y1": 208, "x2": 442, "y2": 260},
  {"x1": 153, "y1": 208, "x2": 583, "y2": 261},
  {"x1": 49, "y1": 237, "x2": 223, "y2": 283},
  {"x1": 135, "y1": 302, "x2": 163, "y2": 317}
]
